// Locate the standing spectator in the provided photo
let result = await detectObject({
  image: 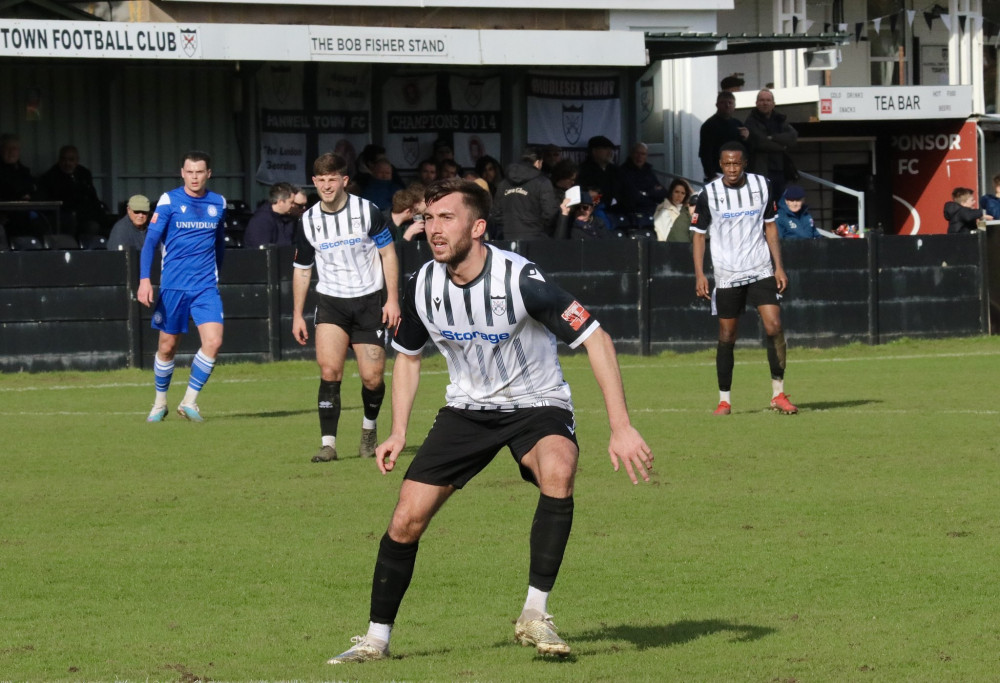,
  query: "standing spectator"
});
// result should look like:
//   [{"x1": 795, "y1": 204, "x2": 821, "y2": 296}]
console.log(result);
[
  {"x1": 699, "y1": 91, "x2": 749, "y2": 181},
  {"x1": 0, "y1": 133, "x2": 39, "y2": 238},
  {"x1": 437, "y1": 158, "x2": 460, "y2": 180},
  {"x1": 775, "y1": 185, "x2": 820, "y2": 240},
  {"x1": 474, "y1": 155, "x2": 504, "y2": 197},
  {"x1": 549, "y1": 159, "x2": 578, "y2": 194},
  {"x1": 576, "y1": 135, "x2": 621, "y2": 215},
  {"x1": 36, "y1": 144, "x2": 107, "y2": 236},
  {"x1": 360, "y1": 157, "x2": 404, "y2": 210},
  {"x1": 979, "y1": 173, "x2": 1000, "y2": 219},
  {"x1": 383, "y1": 183, "x2": 427, "y2": 241},
  {"x1": 323, "y1": 178, "x2": 652, "y2": 665},
  {"x1": 540, "y1": 144, "x2": 562, "y2": 177},
  {"x1": 291, "y1": 153, "x2": 401, "y2": 463},
  {"x1": 491, "y1": 147, "x2": 559, "y2": 240},
  {"x1": 691, "y1": 141, "x2": 797, "y2": 416},
  {"x1": 744, "y1": 89, "x2": 798, "y2": 201},
  {"x1": 416, "y1": 159, "x2": 437, "y2": 186},
  {"x1": 107, "y1": 194, "x2": 152, "y2": 251},
  {"x1": 618, "y1": 142, "x2": 669, "y2": 220},
  {"x1": 138, "y1": 151, "x2": 227, "y2": 423},
  {"x1": 243, "y1": 182, "x2": 300, "y2": 248},
  {"x1": 945, "y1": 187, "x2": 992, "y2": 234},
  {"x1": 290, "y1": 189, "x2": 311, "y2": 217},
  {"x1": 652, "y1": 178, "x2": 692, "y2": 242}
]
